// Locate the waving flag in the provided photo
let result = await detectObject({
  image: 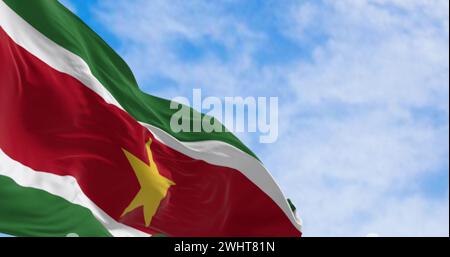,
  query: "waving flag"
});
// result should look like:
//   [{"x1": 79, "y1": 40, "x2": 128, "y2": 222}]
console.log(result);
[{"x1": 0, "y1": 0, "x2": 302, "y2": 237}]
